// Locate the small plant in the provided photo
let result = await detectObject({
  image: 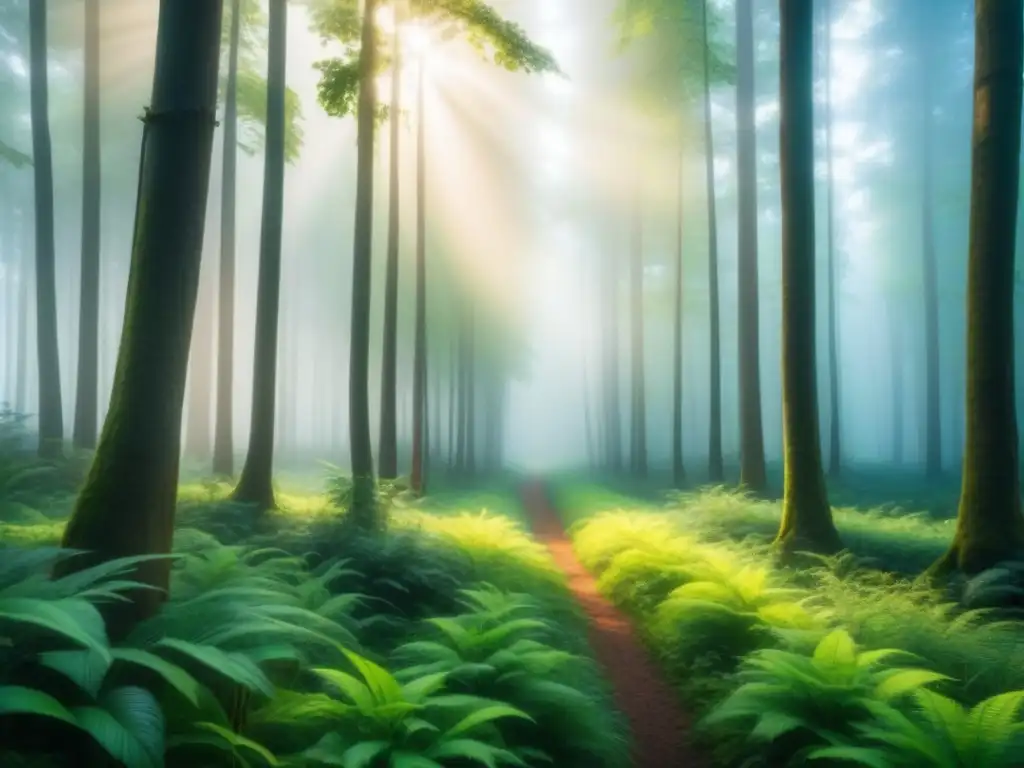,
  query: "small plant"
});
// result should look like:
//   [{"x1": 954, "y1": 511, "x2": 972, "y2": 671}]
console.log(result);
[
  {"x1": 703, "y1": 629, "x2": 950, "y2": 763},
  {"x1": 810, "y1": 689, "x2": 1024, "y2": 768}
]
